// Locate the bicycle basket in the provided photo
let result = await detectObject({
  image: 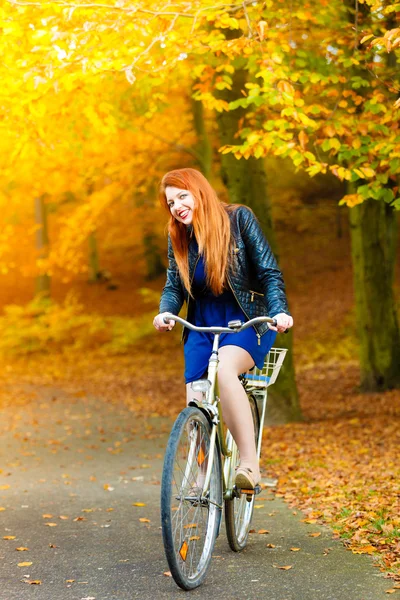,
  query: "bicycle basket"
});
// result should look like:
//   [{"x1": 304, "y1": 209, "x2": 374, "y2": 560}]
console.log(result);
[{"x1": 244, "y1": 348, "x2": 287, "y2": 388}]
